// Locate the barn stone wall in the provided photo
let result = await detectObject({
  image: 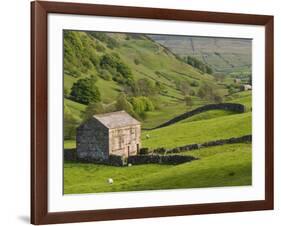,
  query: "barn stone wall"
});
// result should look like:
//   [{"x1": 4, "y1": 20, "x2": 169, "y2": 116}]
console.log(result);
[
  {"x1": 76, "y1": 118, "x2": 109, "y2": 160},
  {"x1": 109, "y1": 125, "x2": 141, "y2": 157}
]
